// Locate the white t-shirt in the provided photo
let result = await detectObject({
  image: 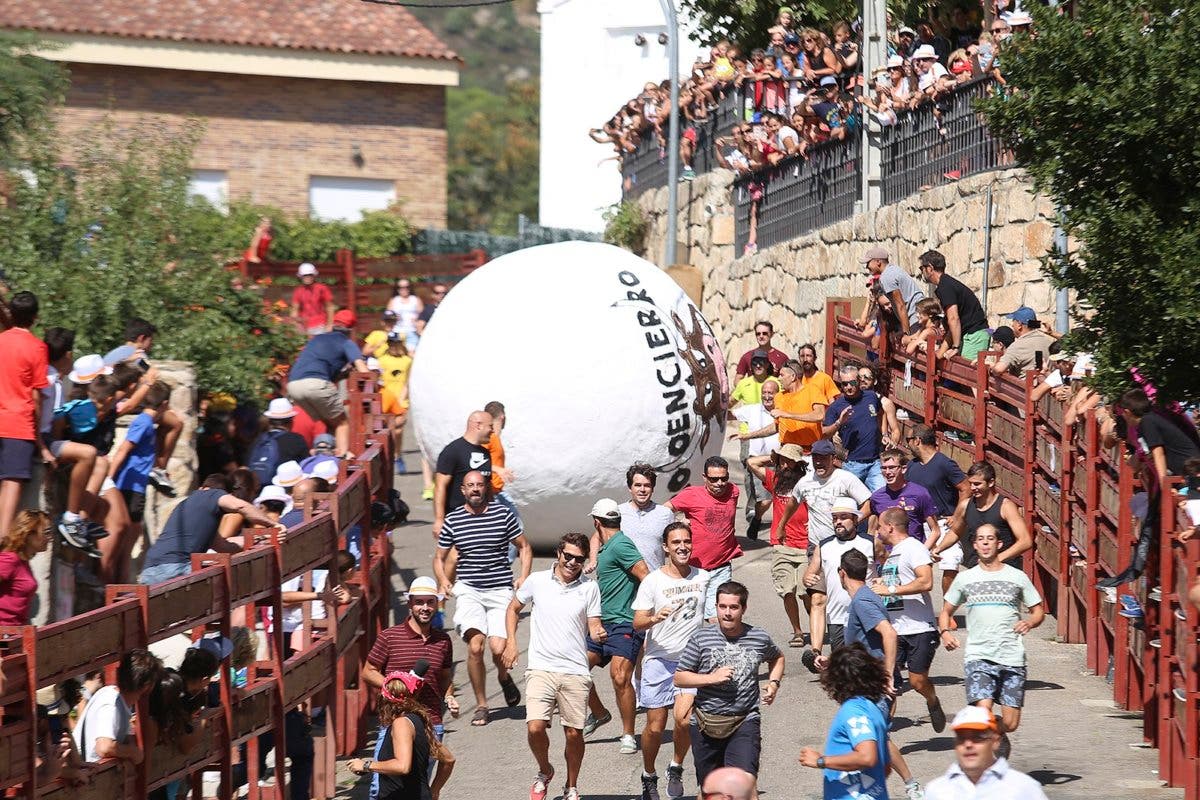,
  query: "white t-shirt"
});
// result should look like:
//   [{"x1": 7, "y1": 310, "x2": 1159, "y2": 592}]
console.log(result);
[
  {"x1": 917, "y1": 62, "x2": 949, "y2": 91},
  {"x1": 515, "y1": 568, "x2": 601, "y2": 676},
  {"x1": 733, "y1": 404, "x2": 780, "y2": 457},
  {"x1": 880, "y1": 536, "x2": 937, "y2": 635},
  {"x1": 619, "y1": 501, "x2": 675, "y2": 571},
  {"x1": 279, "y1": 569, "x2": 329, "y2": 633},
  {"x1": 386, "y1": 294, "x2": 422, "y2": 335},
  {"x1": 789, "y1": 468, "x2": 872, "y2": 544},
  {"x1": 631, "y1": 566, "x2": 711, "y2": 660},
  {"x1": 820, "y1": 536, "x2": 875, "y2": 625},
  {"x1": 74, "y1": 685, "x2": 132, "y2": 762},
  {"x1": 41, "y1": 366, "x2": 62, "y2": 436},
  {"x1": 776, "y1": 125, "x2": 800, "y2": 152}
]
